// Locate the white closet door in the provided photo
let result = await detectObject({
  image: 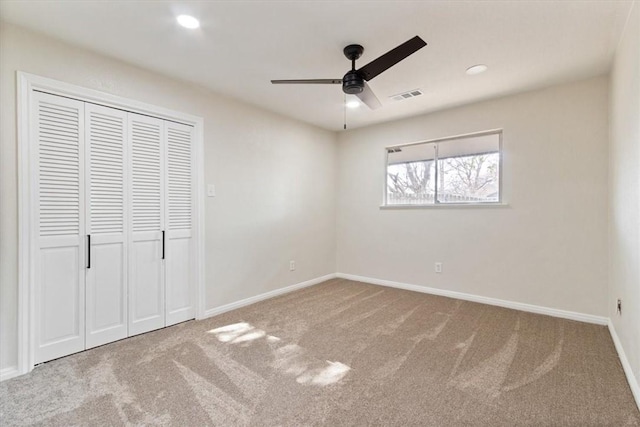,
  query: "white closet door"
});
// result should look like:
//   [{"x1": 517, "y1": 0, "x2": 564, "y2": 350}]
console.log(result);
[
  {"x1": 128, "y1": 113, "x2": 165, "y2": 336},
  {"x1": 165, "y1": 122, "x2": 195, "y2": 326},
  {"x1": 34, "y1": 91, "x2": 86, "y2": 364},
  {"x1": 85, "y1": 104, "x2": 128, "y2": 349}
]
